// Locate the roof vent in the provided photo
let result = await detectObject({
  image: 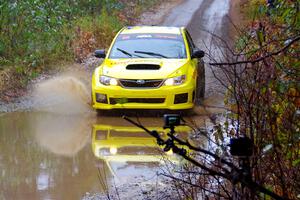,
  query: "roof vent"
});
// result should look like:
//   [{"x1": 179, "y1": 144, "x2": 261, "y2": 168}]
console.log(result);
[{"x1": 126, "y1": 64, "x2": 161, "y2": 70}]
